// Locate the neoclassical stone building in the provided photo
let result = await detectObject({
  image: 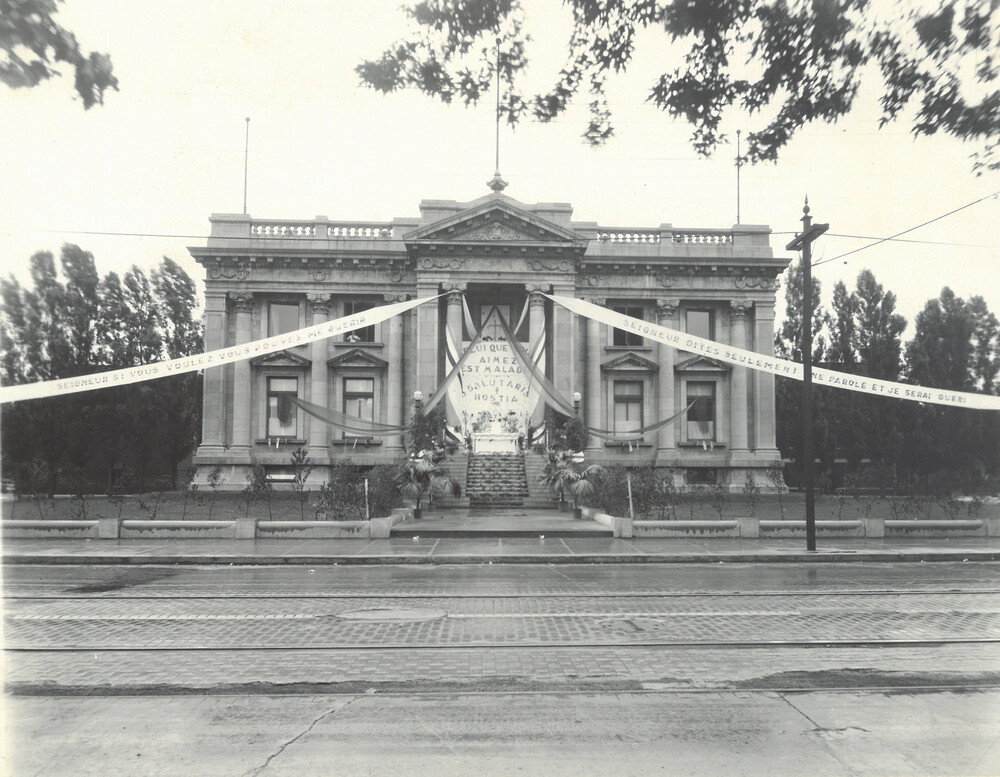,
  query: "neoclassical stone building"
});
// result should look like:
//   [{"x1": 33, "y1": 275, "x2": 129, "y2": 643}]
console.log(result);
[{"x1": 190, "y1": 187, "x2": 789, "y2": 492}]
